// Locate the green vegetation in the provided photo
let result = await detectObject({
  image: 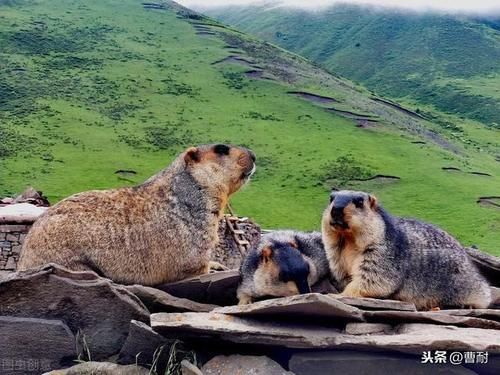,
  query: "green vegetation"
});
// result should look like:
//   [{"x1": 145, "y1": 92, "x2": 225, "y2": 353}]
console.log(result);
[
  {"x1": 0, "y1": 0, "x2": 498, "y2": 254},
  {"x1": 205, "y1": 4, "x2": 500, "y2": 128}
]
